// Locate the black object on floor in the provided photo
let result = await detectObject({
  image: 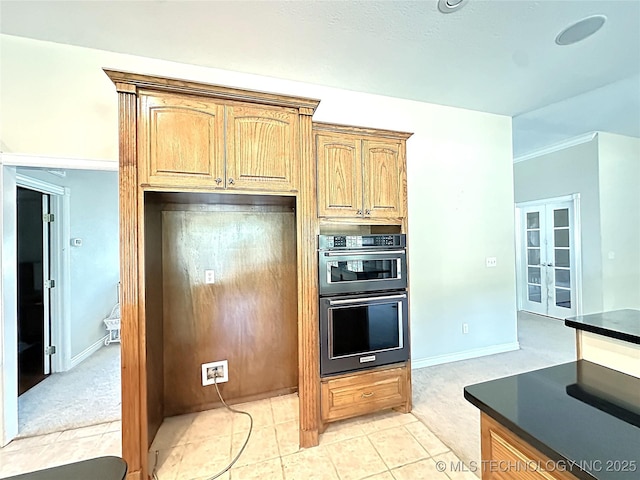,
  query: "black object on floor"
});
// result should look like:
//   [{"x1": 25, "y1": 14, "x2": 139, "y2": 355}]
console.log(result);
[{"x1": 3, "y1": 455, "x2": 127, "y2": 480}]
